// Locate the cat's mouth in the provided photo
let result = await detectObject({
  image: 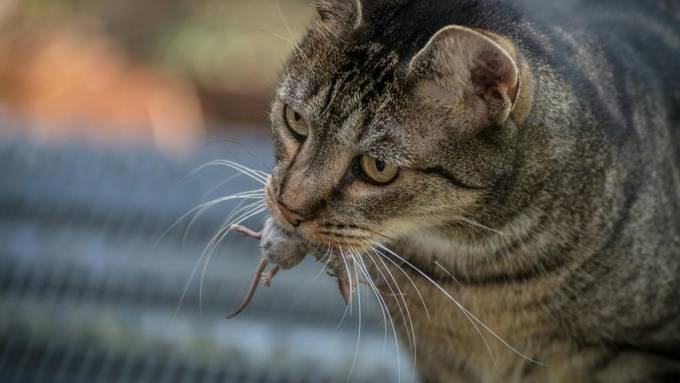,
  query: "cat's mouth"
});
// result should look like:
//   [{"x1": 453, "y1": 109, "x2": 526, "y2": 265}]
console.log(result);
[
  {"x1": 264, "y1": 181, "x2": 374, "y2": 249},
  {"x1": 312, "y1": 223, "x2": 374, "y2": 248}
]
